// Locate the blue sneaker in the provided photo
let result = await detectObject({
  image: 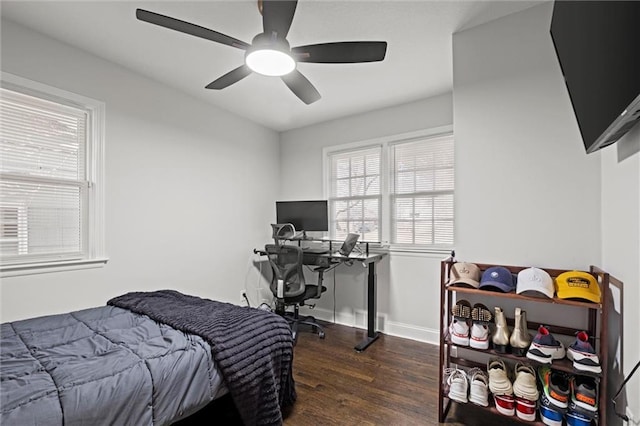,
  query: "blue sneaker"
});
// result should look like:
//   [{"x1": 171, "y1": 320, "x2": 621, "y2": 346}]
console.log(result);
[
  {"x1": 527, "y1": 325, "x2": 566, "y2": 364},
  {"x1": 566, "y1": 409, "x2": 595, "y2": 426},
  {"x1": 539, "y1": 403, "x2": 563, "y2": 426}
]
